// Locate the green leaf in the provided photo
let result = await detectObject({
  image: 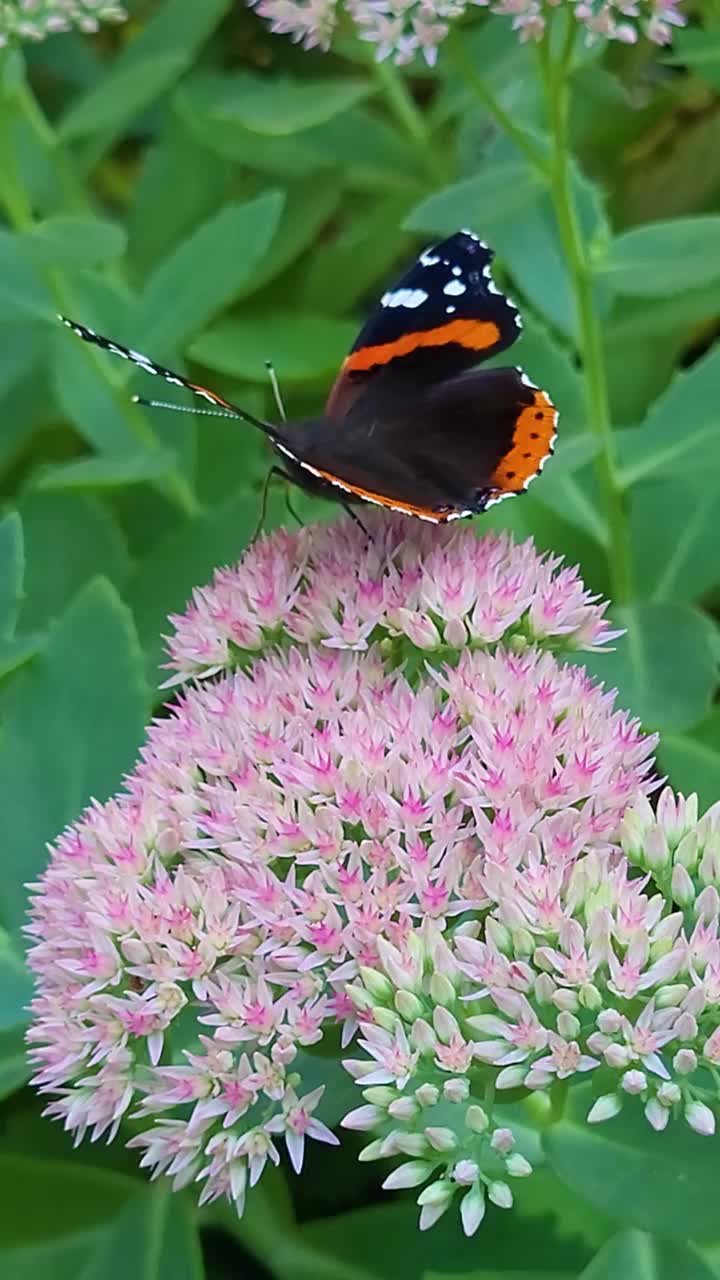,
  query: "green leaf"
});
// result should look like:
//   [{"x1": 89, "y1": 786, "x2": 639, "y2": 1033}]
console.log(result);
[
  {"x1": 630, "y1": 477, "x2": 720, "y2": 603},
  {"x1": 0, "y1": 511, "x2": 23, "y2": 640},
  {"x1": 657, "y1": 709, "x2": 720, "y2": 811},
  {"x1": 597, "y1": 217, "x2": 720, "y2": 297},
  {"x1": 214, "y1": 74, "x2": 373, "y2": 135},
  {"x1": 300, "y1": 195, "x2": 416, "y2": 314},
  {"x1": 20, "y1": 216, "x2": 127, "y2": 270},
  {"x1": 31, "y1": 451, "x2": 177, "y2": 494},
  {"x1": 0, "y1": 1027, "x2": 31, "y2": 1101},
  {"x1": 17, "y1": 493, "x2": 130, "y2": 631},
  {"x1": 664, "y1": 28, "x2": 720, "y2": 89},
  {"x1": 135, "y1": 191, "x2": 285, "y2": 353},
  {"x1": 0, "y1": 1231, "x2": 107, "y2": 1280},
  {"x1": 580, "y1": 602, "x2": 717, "y2": 732},
  {"x1": 302, "y1": 1199, "x2": 590, "y2": 1280},
  {"x1": 405, "y1": 164, "x2": 545, "y2": 238},
  {"x1": 128, "y1": 491, "x2": 257, "y2": 683},
  {"x1": 190, "y1": 312, "x2": 359, "y2": 384},
  {"x1": 544, "y1": 1087, "x2": 720, "y2": 1241},
  {"x1": 0, "y1": 932, "x2": 32, "y2": 1031},
  {"x1": 0, "y1": 578, "x2": 149, "y2": 931},
  {"x1": 59, "y1": 52, "x2": 188, "y2": 142},
  {"x1": 427, "y1": 1271, "x2": 573, "y2": 1280},
  {"x1": 240, "y1": 175, "x2": 341, "y2": 297},
  {"x1": 0, "y1": 1155, "x2": 140, "y2": 1246},
  {"x1": 0, "y1": 634, "x2": 42, "y2": 682},
  {"x1": 78, "y1": 1191, "x2": 204, "y2": 1280},
  {"x1": 578, "y1": 1230, "x2": 716, "y2": 1280},
  {"x1": 617, "y1": 346, "x2": 720, "y2": 487},
  {"x1": 0, "y1": 228, "x2": 50, "y2": 321}
]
